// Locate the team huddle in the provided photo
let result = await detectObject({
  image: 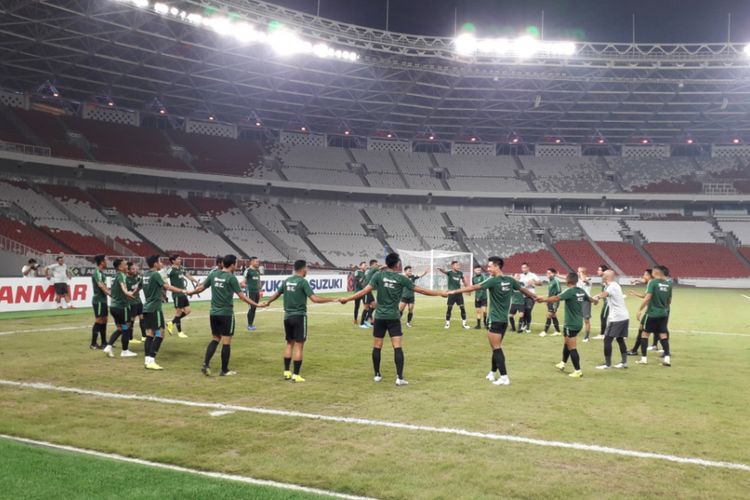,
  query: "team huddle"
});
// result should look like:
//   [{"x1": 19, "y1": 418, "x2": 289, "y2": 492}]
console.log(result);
[{"x1": 87, "y1": 251, "x2": 673, "y2": 386}]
